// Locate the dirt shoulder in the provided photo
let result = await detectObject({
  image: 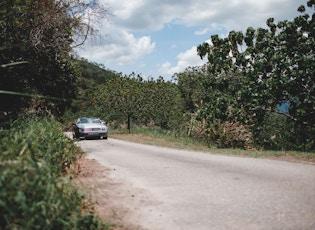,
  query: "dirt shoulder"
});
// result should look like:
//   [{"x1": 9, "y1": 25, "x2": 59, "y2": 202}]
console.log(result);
[{"x1": 72, "y1": 155, "x2": 156, "y2": 230}]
